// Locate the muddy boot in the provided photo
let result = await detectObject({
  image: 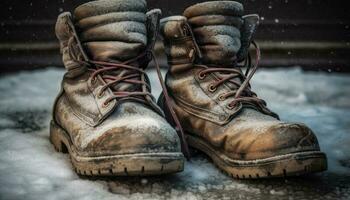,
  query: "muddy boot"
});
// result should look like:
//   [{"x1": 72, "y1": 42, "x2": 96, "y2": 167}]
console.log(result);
[
  {"x1": 159, "y1": 1, "x2": 327, "y2": 178},
  {"x1": 50, "y1": 0, "x2": 184, "y2": 176}
]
